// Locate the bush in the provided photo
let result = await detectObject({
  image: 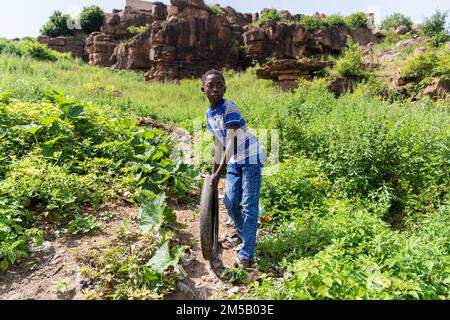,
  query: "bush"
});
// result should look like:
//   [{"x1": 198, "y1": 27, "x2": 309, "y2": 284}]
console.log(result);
[
  {"x1": 400, "y1": 50, "x2": 450, "y2": 81},
  {"x1": 259, "y1": 8, "x2": 281, "y2": 23},
  {"x1": 0, "y1": 38, "x2": 60, "y2": 62},
  {"x1": 80, "y1": 5, "x2": 105, "y2": 34},
  {"x1": 332, "y1": 37, "x2": 367, "y2": 78},
  {"x1": 300, "y1": 15, "x2": 325, "y2": 32},
  {"x1": 345, "y1": 12, "x2": 369, "y2": 30},
  {"x1": 323, "y1": 14, "x2": 346, "y2": 28},
  {"x1": 428, "y1": 31, "x2": 450, "y2": 48},
  {"x1": 40, "y1": 11, "x2": 72, "y2": 37},
  {"x1": 422, "y1": 10, "x2": 449, "y2": 37},
  {"x1": 206, "y1": 4, "x2": 224, "y2": 15},
  {"x1": 381, "y1": 13, "x2": 413, "y2": 30}
]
